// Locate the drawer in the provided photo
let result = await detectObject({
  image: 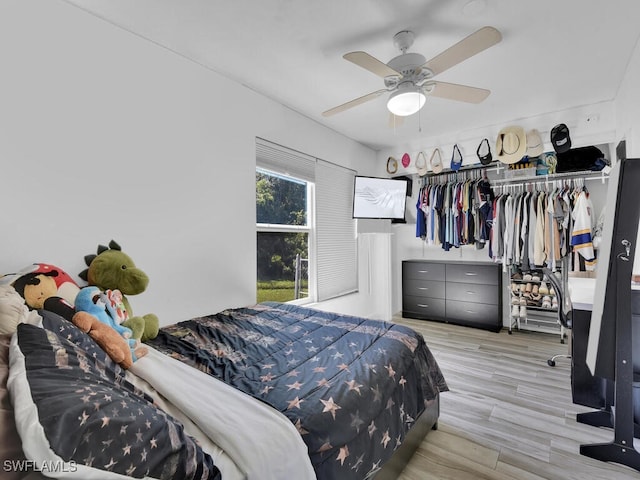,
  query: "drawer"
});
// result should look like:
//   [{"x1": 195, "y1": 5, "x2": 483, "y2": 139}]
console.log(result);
[
  {"x1": 446, "y1": 263, "x2": 499, "y2": 285},
  {"x1": 403, "y1": 295, "x2": 446, "y2": 320},
  {"x1": 403, "y1": 262, "x2": 445, "y2": 281},
  {"x1": 445, "y1": 300, "x2": 500, "y2": 330},
  {"x1": 403, "y1": 279, "x2": 445, "y2": 299},
  {"x1": 445, "y1": 282, "x2": 499, "y2": 305}
]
